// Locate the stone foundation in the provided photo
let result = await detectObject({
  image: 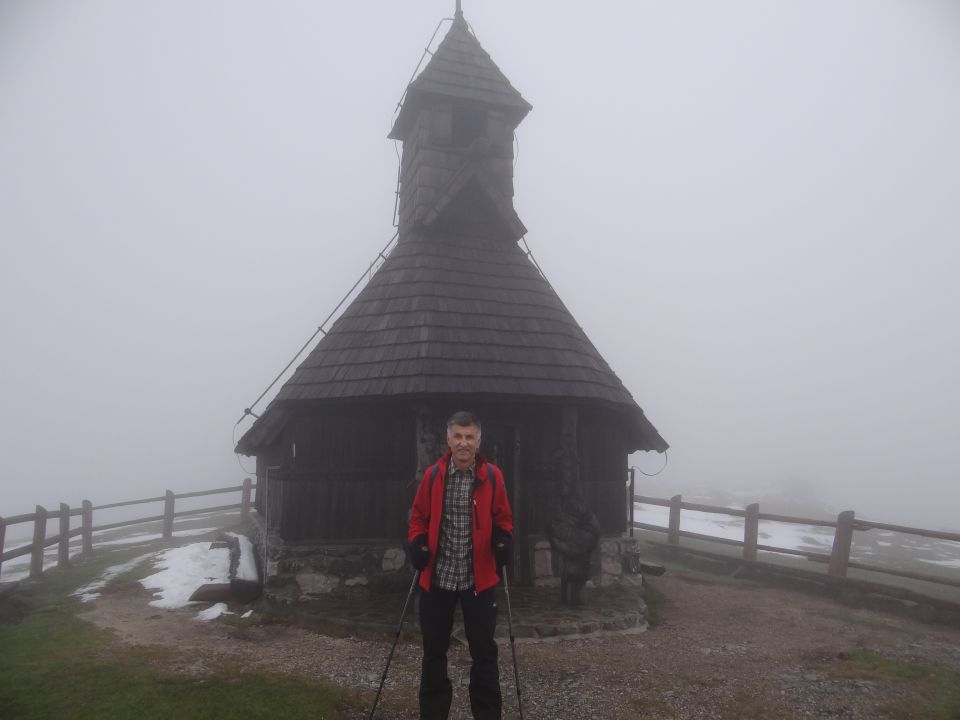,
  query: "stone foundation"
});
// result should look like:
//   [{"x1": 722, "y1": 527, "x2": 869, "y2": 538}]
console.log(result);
[
  {"x1": 248, "y1": 512, "x2": 410, "y2": 603},
  {"x1": 249, "y1": 514, "x2": 645, "y2": 604},
  {"x1": 532, "y1": 534, "x2": 645, "y2": 590}
]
